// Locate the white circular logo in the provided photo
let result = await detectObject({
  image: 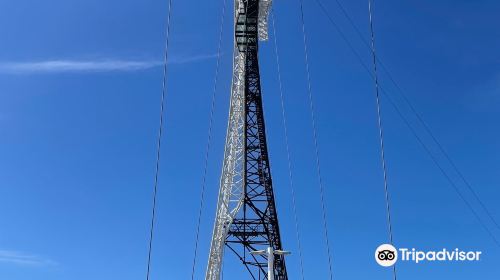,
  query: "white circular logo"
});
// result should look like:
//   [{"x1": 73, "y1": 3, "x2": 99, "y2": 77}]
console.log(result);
[{"x1": 375, "y1": 244, "x2": 398, "y2": 267}]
